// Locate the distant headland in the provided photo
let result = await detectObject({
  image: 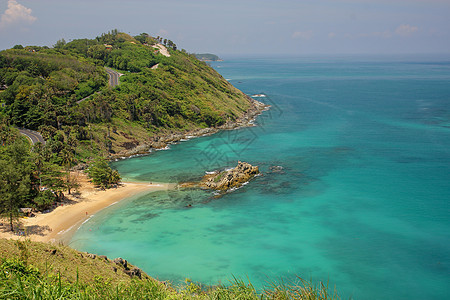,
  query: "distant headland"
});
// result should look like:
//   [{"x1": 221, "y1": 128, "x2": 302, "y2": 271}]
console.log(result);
[{"x1": 194, "y1": 53, "x2": 223, "y2": 61}]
